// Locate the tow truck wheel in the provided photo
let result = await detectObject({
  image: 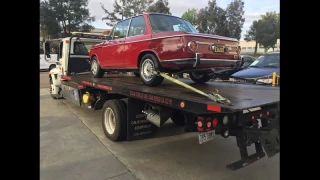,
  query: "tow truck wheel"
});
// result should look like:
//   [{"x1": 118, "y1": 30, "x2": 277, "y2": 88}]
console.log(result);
[
  {"x1": 102, "y1": 99, "x2": 127, "y2": 141},
  {"x1": 171, "y1": 110, "x2": 185, "y2": 126},
  {"x1": 49, "y1": 78, "x2": 58, "y2": 99},
  {"x1": 91, "y1": 57, "x2": 104, "y2": 78},
  {"x1": 189, "y1": 72, "x2": 213, "y2": 84},
  {"x1": 139, "y1": 54, "x2": 164, "y2": 87}
]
